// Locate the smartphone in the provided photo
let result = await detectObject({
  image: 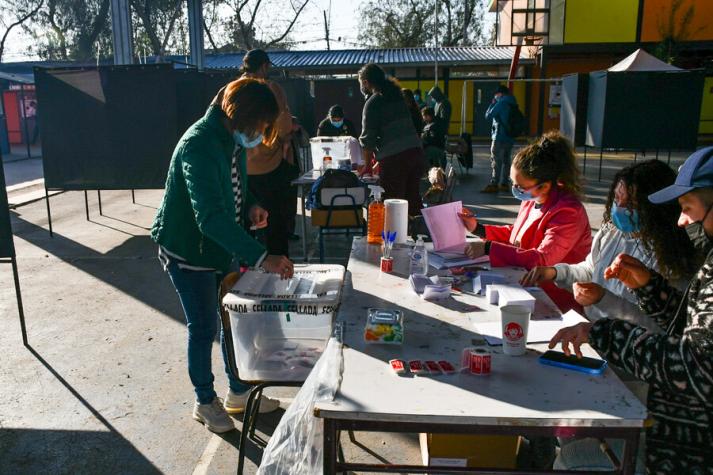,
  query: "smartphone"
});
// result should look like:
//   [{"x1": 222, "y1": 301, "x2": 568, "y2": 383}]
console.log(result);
[{"x1": 539, "y1": 350, "x2": 607, "y2": 375}]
